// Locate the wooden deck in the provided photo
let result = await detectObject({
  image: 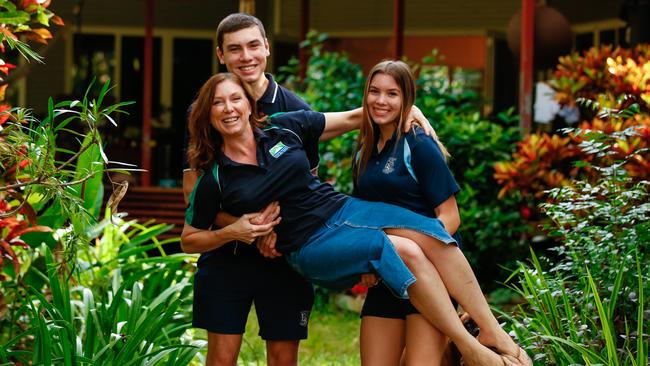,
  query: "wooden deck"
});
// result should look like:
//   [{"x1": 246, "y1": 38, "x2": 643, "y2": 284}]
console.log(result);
[{"x1": 107, "y1": 186, "x2": 186, "y2": 251}]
